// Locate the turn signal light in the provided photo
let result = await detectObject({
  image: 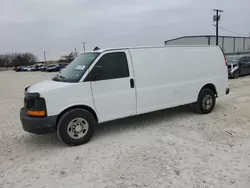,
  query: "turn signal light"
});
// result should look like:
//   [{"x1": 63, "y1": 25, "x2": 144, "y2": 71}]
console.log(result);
[{"x1": 27, "y1": 110, "x2": 45, "y2": 117}]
